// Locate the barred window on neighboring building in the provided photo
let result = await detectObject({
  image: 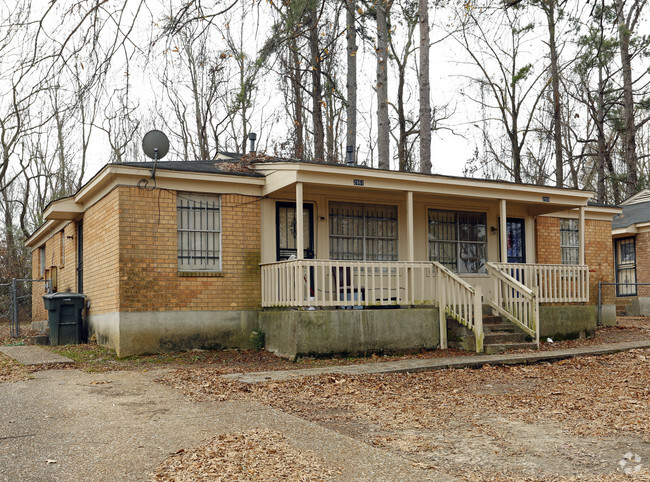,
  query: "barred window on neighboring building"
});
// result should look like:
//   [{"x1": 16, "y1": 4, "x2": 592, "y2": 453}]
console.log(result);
[
  {"x1": 616, "y1": 237, "x2": 636, "y2": 296},
  {"x1": 428, "y1": 209, "x2": 486, "y2": 273},
  {"x1": 560, "y1": 219, "x2": 579, "y2": 265},
  {"x1": 329, "y1": 202, "x2": 398, "y2": 261},
  {"x1": 177, "y1": 193, "x2": 221, "y2": 271}
]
